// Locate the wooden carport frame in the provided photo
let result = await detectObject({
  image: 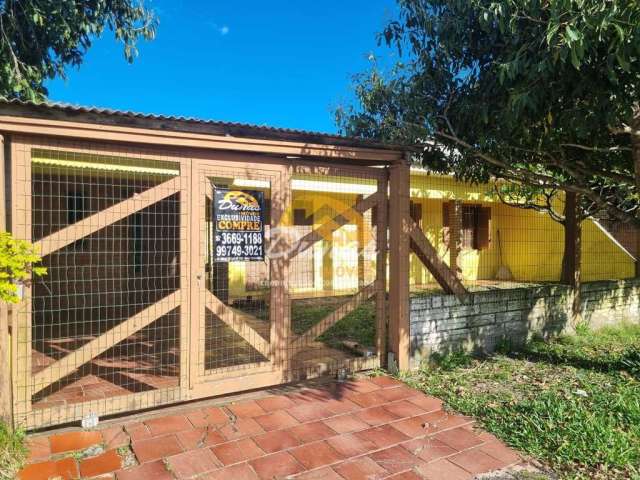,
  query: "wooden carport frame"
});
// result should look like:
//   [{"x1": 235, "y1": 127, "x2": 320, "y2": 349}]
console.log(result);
[{"x1": 0, "y1": 101, "x2": 460, "y2": 428}]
